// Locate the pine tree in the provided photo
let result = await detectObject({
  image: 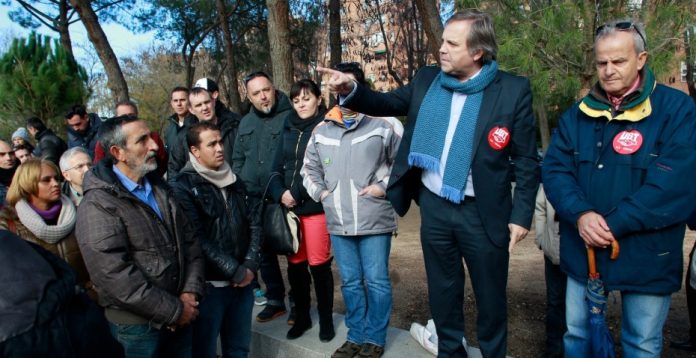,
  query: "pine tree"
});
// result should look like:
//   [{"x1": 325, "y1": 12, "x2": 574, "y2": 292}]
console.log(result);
[{"x1": 0, "y1": 32, "x2": 88, "y2": 138}]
